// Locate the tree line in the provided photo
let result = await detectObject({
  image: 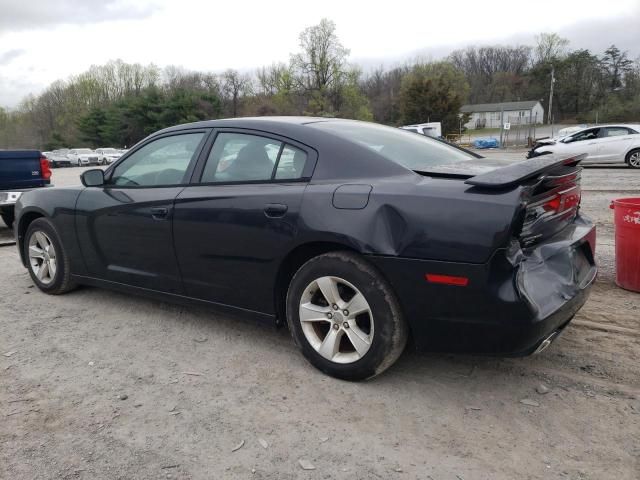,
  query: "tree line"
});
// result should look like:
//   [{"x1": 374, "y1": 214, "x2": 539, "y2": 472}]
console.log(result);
[{"x1": 1, "y1": 21, "x2": 638, "y2": 150}]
